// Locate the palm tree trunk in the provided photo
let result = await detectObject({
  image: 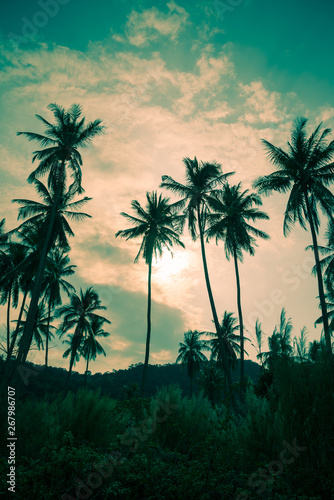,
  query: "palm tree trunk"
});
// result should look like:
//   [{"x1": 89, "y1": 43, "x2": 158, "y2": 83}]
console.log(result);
[
  {"x1": 190, "y1": 374, "x2": 193, "y2": 397},
  {"x1": 44, "y1": 298, "x2": 52, "y2": 397},
  {"x1": 0, "y1": 286, "x2": 30, "y2": 395},
  {"x1": 6, "y1": 280, "x2": 13, "y2": 356},
  {"x1": 233, "y1": 248, "x2": 245, "y2": 391},
  {"x1": 197, "y1": 206, "x2": 233, "y2": 394},
  {"x1": 304, "y1": 193, "x2": 332, "y2": 354},
  {"x1": 141, "y1": 259, "x2": 152, "y2": 396},
  {"x1": 84, "y1": 351, "x2": 90, "y2": 388}
]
